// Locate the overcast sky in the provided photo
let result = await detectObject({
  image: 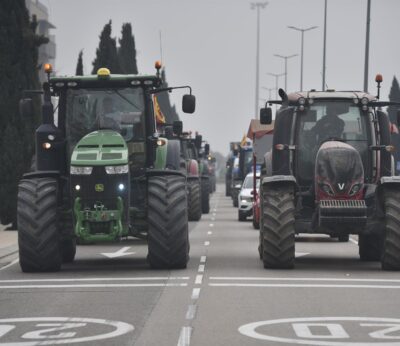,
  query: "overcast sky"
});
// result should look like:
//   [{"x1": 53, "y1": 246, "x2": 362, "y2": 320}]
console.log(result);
[{"x1": 44, "y1": 0, "x2": 400, "y2": 154}]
